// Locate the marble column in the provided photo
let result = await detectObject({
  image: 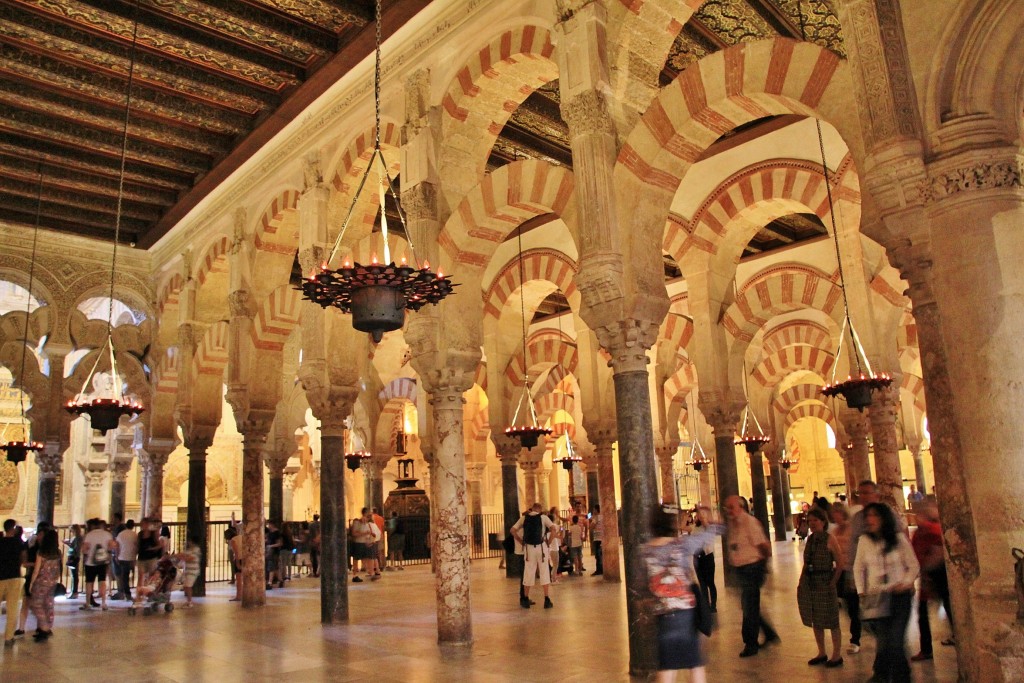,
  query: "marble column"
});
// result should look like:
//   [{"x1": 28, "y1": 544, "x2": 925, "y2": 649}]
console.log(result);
[
  {"x1": 35, "y1": 446, "x2": 62, "y2": 525},
  {"x1": 185, "y1": 438, "x2": 211, "y2": 598},
  {"x1": 108, "y1": 460, "x2": 132, "y2": 524},
  {"x1": 83, "y1": 466, "x2": 106, "y2": 520},
  {"x1": 748, "y1": 449, "x2": 770, "y2": 537},
  {"x1": 265, "y1": 453, "x2": 289, "y2": 524},
  {"x1": 283, "y1": 472, "x2": 297, "y2": 522},
  {"x1": 361, "y1": 453, "x2": 390, "y2": 513},
  {"x1": 585, "y1": 468, "x2": 600, "y2": 510},
  {"x1": 842, "y1": 412, "x2": 873, "y2": 489},
  {"x1": 240, "y1": 422, "x2": 270, "y2": 608},
  {"x1": 536, "y1": 468, "x2": 550, "y2": 510},
  {"x1": 781, "y1": 471, "x2": 793, "y2": 531},
  {"x1": 656, "y1": 446, "x2": 676, "y2": 504},
  {"x1": 868, "y1": 386, "x2": 905, "y2": 513},
  {"x1": 319, "y1": 415, "x2": 349, "y2": 624},
  {"x1": 908, "y1": 440, "x2": 927, "y2": 494},
  {"x1": 764, "y1": 444, "x2": 787, "y2": 541},
  {"x1": 697, "y1": 464, "x2": 713, "y2": 508},
  {"x1": 519, "y1": 460, "x2": 539, "y2": 507},
  {"x1": 429, "y1": 382, "x2": 473, "y2": 646},
  {"x1": 141, "y1": 445, "x2": 172, "y2": 518},
  {"x1": 589, "y1": 426, "x2": 621, "y2": 583},
  {"x1": 494, "y1": 435, "x2": 523, "y2": 580}
]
